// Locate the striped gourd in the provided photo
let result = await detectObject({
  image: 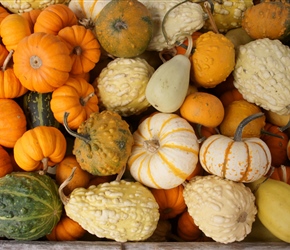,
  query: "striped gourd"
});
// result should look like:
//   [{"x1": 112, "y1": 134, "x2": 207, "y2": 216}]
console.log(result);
[{"x1": 0, "y1": 172, "x2": 63, "y2": 240}]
